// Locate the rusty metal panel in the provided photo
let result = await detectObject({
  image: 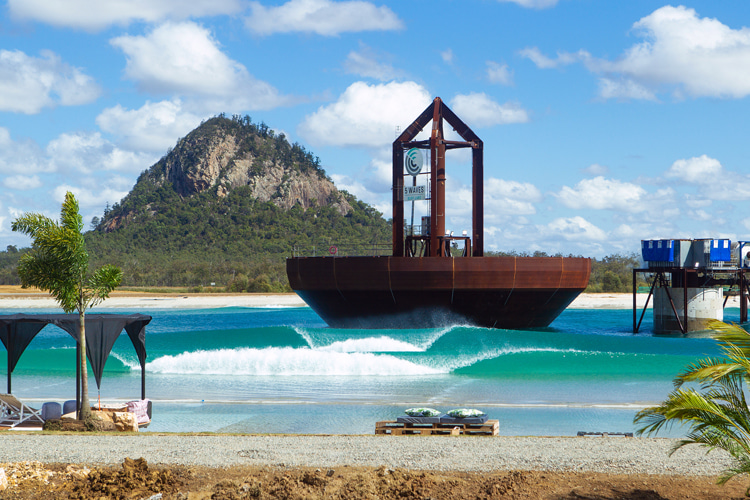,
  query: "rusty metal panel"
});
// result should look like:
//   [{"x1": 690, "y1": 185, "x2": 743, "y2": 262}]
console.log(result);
[
  {"x1": 286, "y1": 257, "x2": 337, "y2": 290},
  {"x1": 453, "y1": 257, "x2": 516, "y2": 289},
  {"x1": 331, "y1": 257, "x2": 391, "y2": 290},
  {"x1": 388, "y1": 257, "x2": 453, "y2": 290}
]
